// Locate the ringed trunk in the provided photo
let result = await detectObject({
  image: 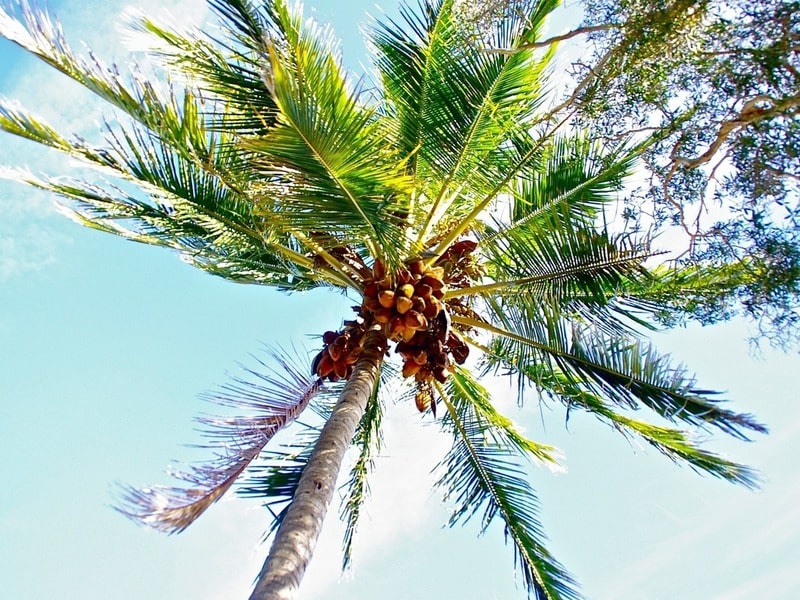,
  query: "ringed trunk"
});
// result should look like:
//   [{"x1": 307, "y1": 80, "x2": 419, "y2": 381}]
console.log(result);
[{"x1": 249, "y1": 329, "x2": 387, "y2": 600}]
